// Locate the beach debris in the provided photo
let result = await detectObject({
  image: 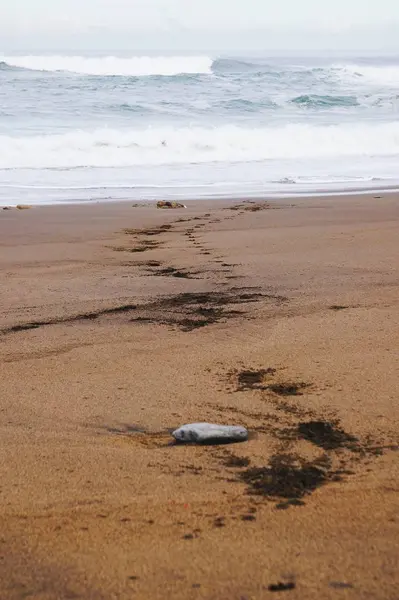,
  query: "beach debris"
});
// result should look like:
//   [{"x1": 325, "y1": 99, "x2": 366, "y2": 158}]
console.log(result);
[
  {"x1": 227, "y1": 202, "x2": 271, "y2": 212},
  {"x1": 329, "y1": 582, "x2": 354, "y2": 590},
  {"x1": 2, "y1": 206, "x2": 12, "y2": 210},
  {"x1": 16, "y1": 204, "x2": 32, "y2": 210},
  {"x1": 157, "y1": 200, "x2": 187, "y2": 209},
  {"x1": 172, "y1": 423, "x2": 248, "y2": 444},
  {"x1": 268, "y1": 581, "x2": 296, "y2": 592}
]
